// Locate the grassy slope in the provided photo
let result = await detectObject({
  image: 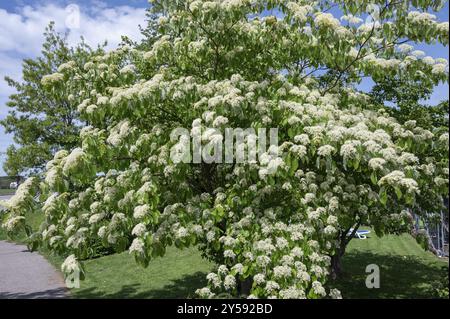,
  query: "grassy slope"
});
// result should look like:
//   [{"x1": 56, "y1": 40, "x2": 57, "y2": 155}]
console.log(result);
[
  {"x1": 0, "y1": 189, "x2": 16, "y2": 196},
  {"x1": 71, "y1": 247, "x2": 214, "y2": 299},
  {"x1": 73, "y1": 231, "x2": 447, "y2": 299},
  {"x1": 1, "y1": 209, "x2": 447, "y2": 298},
  {"x1": 334, "y1": 231, "x2": 448, "y2": 299}
]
